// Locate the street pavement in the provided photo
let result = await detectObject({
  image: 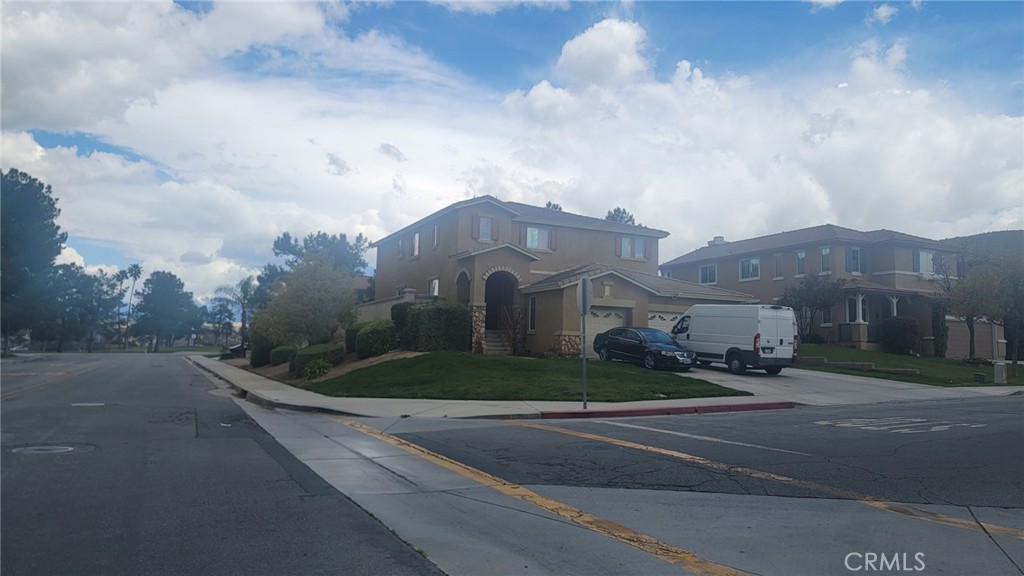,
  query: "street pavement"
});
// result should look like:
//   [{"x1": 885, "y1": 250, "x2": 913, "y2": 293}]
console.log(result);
[{"x1": 188, "y1": 355, "x2": 1024, "y2": 419}]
